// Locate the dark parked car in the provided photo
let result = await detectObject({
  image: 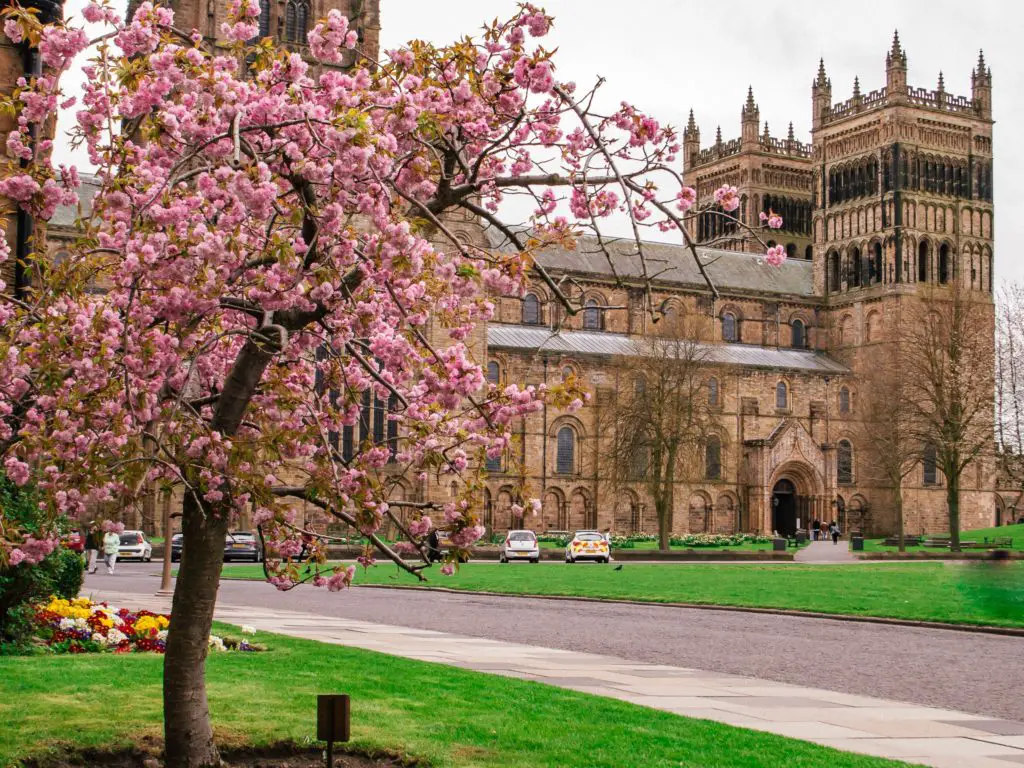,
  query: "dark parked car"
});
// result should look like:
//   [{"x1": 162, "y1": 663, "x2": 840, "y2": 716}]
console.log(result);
[
  {"x1": 170, "y1": 533, "x2": 184, "y2": 562},
  {"x1": 224, "y1": 531, "x2": 263, "y2": 563}
]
